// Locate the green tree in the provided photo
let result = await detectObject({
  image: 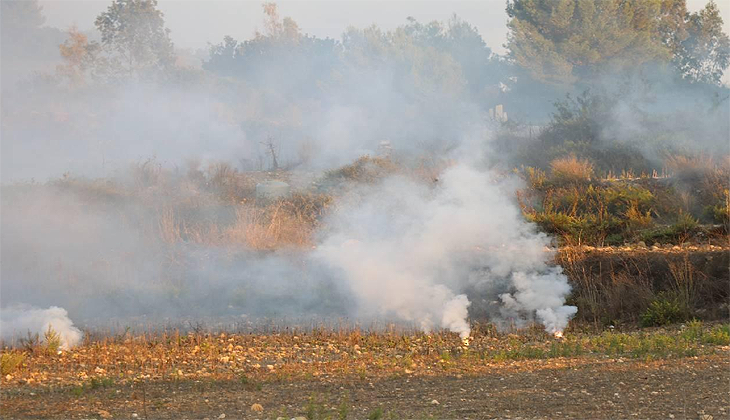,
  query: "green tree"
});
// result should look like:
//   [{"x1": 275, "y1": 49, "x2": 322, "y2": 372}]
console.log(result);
[
  {"x1": 674, "y1": 1, "x2": 730, "y2": 84},
  {"x1": 94, "y1": 0, "x2": 175, "y2": 77},
  {"x1": 506, "y1": 0, "x2": 673, "y2": 85}
]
